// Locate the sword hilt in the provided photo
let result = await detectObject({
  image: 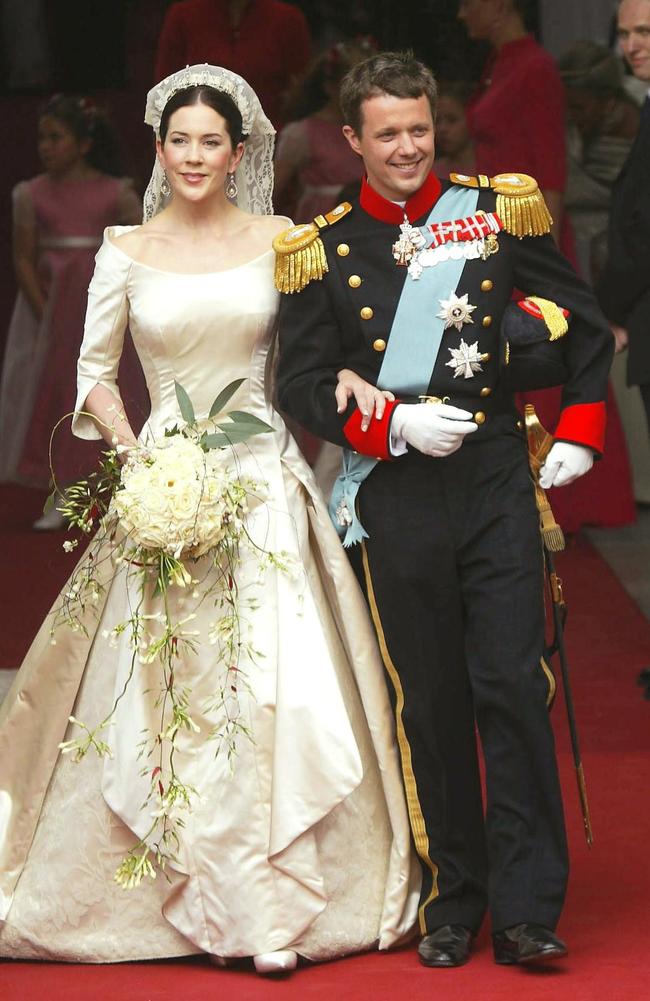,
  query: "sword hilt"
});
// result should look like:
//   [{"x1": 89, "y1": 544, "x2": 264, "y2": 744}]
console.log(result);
[{"x1": 524, "y1": 404, "x2": 565, "y2": 553}]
